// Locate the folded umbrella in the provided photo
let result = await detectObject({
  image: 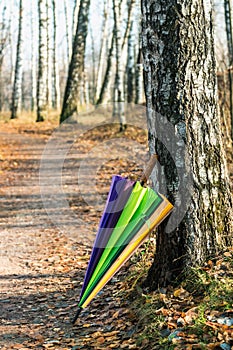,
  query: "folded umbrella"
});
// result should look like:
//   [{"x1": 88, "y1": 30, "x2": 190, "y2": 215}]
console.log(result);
[{"x1": 73, "y1": 155, "x2": 173, "y2": 323}]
